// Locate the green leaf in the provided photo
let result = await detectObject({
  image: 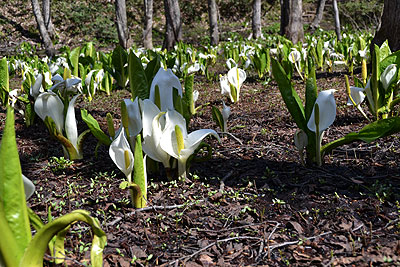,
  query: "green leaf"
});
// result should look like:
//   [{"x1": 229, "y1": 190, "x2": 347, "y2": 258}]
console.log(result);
[
  {"x1": 211, "y1": 106, "x2": 224, "y2": 131},
  {"x1": 271, "y1": 58, "x2": 306, "y2": 130},
  {"x1": 0, "y1": 57, "x2": 9, "y2": 105},
  {"x1": 379, "y1": 50, "x2": 400, "y2": 74},
  {"x1": 112, "y1": 45, "x2": 128, "y2": 88},
  {"x1": 69, "y1": 46, "x2": 80, "y2": 77},
  {"x1": 144, "y1": 55, "x2": 161, "y2": 86},
  {"x1": 128, "y1": 51, "x2": 149, "y2": 99},
  {"x1": 20, "y1": 210, "x2": 106, "y2": 267},
  {"x1": 0, "y1": 108, "x2": 31, "y2": 263},
  {"x1": 305, "y1": 65, "x2": 318, "y2": 121},
  {"x1": 322, "y1": 117, "x2": 400, "y2": 154},
  {"x1": 133, "y1": 135, "x2": 146, "y2": 208}
]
